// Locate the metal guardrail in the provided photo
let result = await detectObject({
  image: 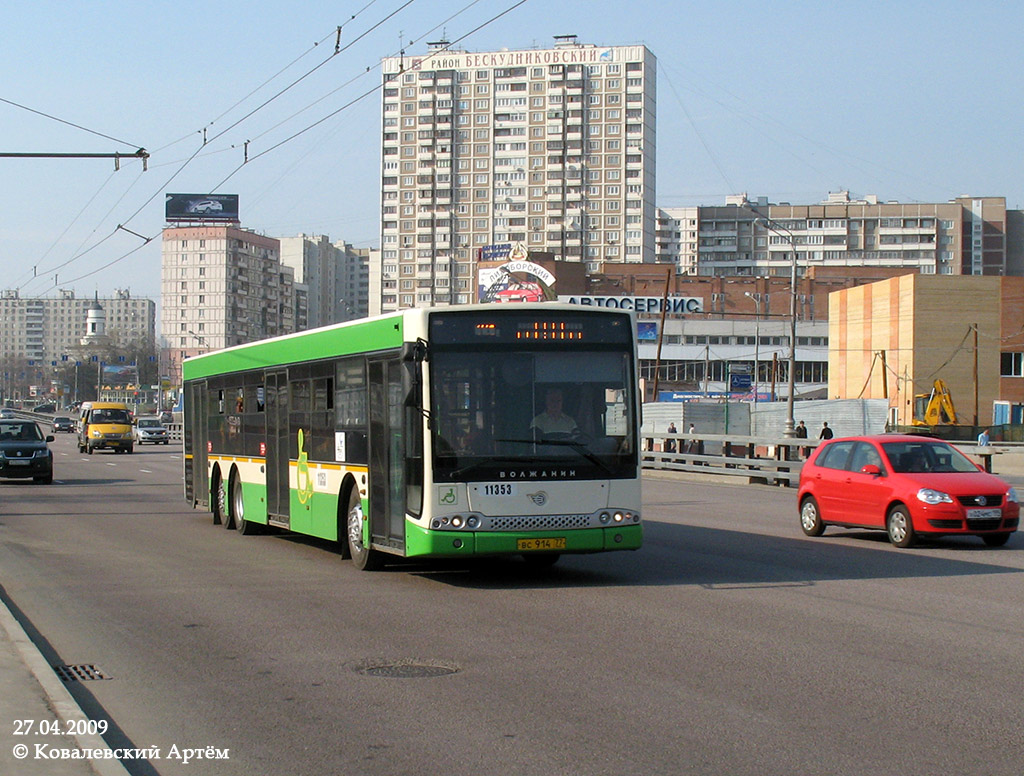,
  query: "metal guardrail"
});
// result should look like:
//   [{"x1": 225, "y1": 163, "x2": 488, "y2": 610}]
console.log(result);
[
  {"x1": 641, "y1": 433, "x2": 1022, "y2": 484},
  {"x1": 642, "y1": 433, "x2": 814, "y2": 486},
  {"x1": 11, "y1": 411, "x2": 183, "y2": 443}
]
